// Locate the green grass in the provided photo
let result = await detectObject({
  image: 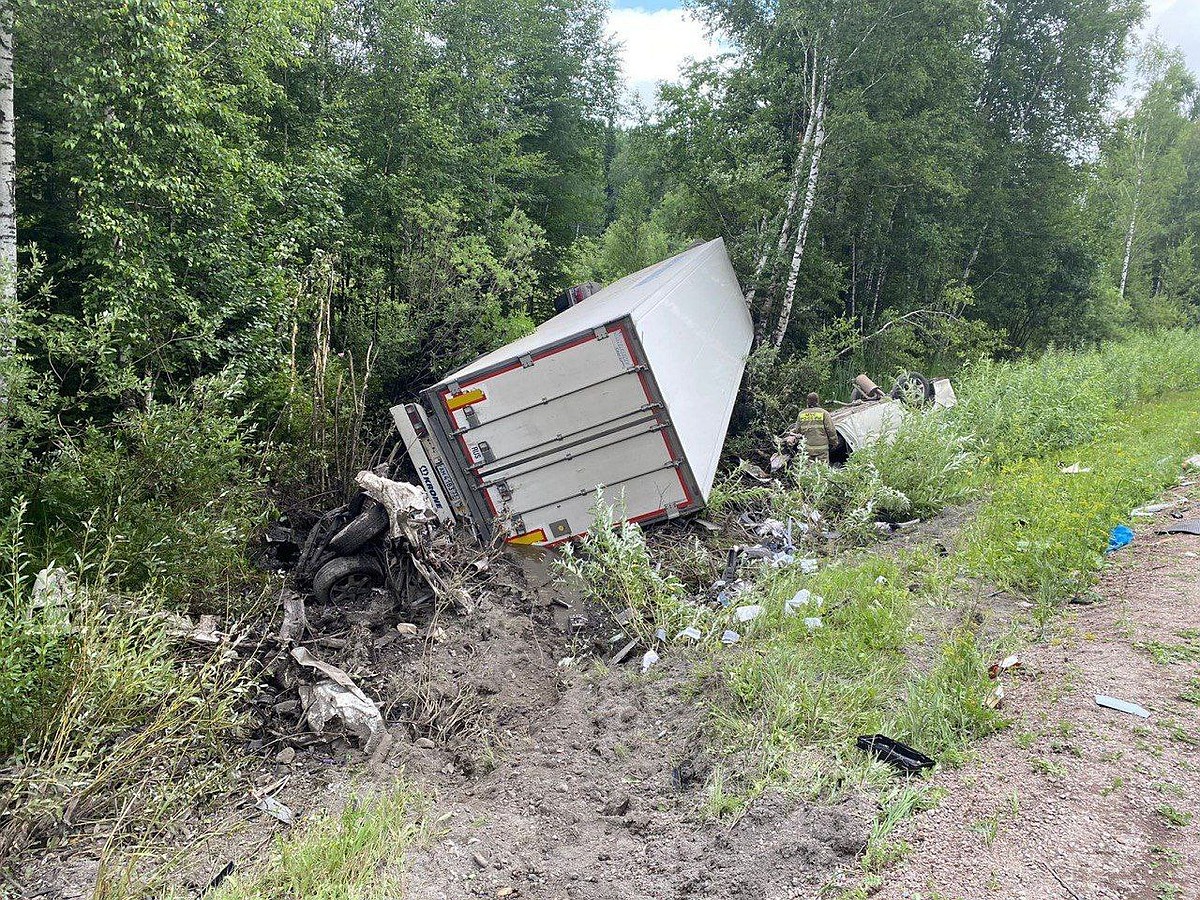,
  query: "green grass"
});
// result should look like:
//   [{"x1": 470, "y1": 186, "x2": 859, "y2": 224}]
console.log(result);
[
  {"x1": 960, "y1": 391, "x2": 1200, "y2": 601},
  {"x1": 1155, "y1": 803, "x2": 1193, "y2": 827},
  {"x1": 211, "y1": 789, "x2": 427, "y2": 900},
  {"x1": 706, "y1": 554, "x2": 1001, "y2": 805}
]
